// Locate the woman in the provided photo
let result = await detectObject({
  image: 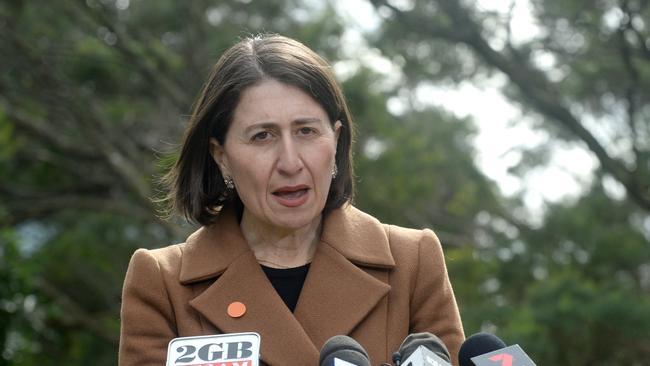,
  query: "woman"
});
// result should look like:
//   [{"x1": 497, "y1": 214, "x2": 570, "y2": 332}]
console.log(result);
[{"x1": 119, "y1": 34, "x2": 464, "y2": 366}]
